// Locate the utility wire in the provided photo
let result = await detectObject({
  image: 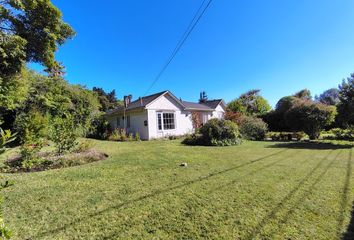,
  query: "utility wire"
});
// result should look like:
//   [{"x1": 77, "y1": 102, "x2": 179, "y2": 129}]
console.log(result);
[{"x1": 144, "y1": 0, "x2": 213, "y2": 96}]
